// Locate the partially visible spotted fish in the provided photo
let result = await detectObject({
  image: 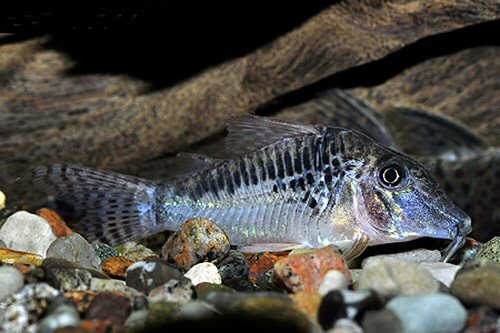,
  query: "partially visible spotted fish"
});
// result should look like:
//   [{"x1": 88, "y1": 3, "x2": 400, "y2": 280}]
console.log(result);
[{"x1": 32, "y1": 116, "x2": 471, "y2": 261}]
